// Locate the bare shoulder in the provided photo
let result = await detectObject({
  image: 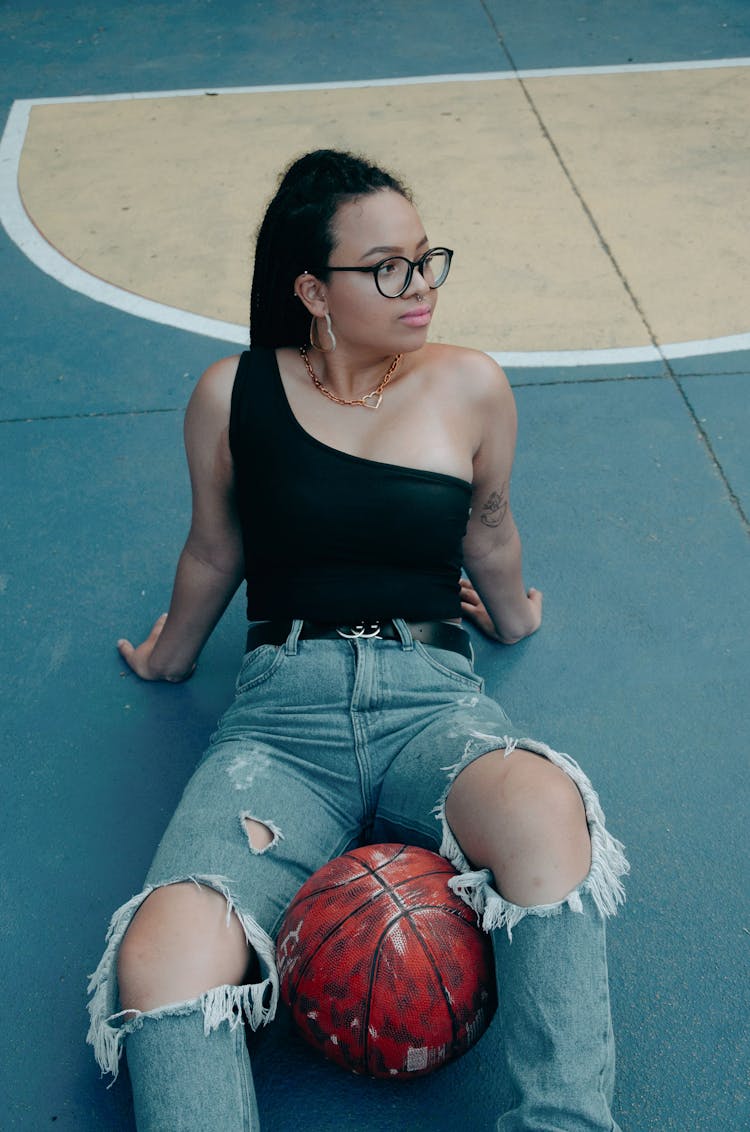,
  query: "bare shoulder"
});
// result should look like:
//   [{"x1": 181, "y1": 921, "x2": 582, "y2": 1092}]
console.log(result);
[
  {"x1": 192, "y1": 353, "x2": 242, "y2": 404},
  {"x1": 185, "y1": 353, "x2": 242, "y2": 423},
  {"x1": 425, "y1": 343, "x2": 512, "y2": 406}
]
